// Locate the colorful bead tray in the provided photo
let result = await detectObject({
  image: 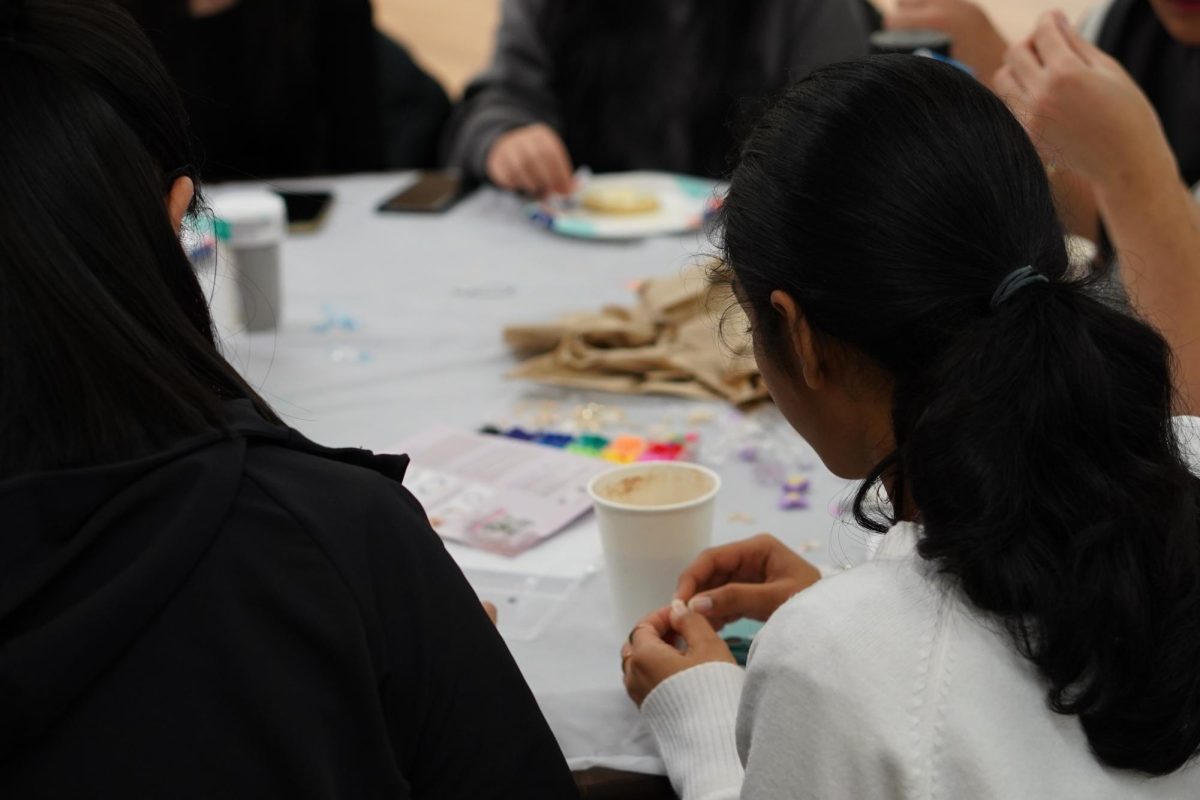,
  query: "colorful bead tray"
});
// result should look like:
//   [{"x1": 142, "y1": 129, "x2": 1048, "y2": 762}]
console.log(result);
[{"x1": 480, "y1": 426, "x2": 696, "y2": 464}]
